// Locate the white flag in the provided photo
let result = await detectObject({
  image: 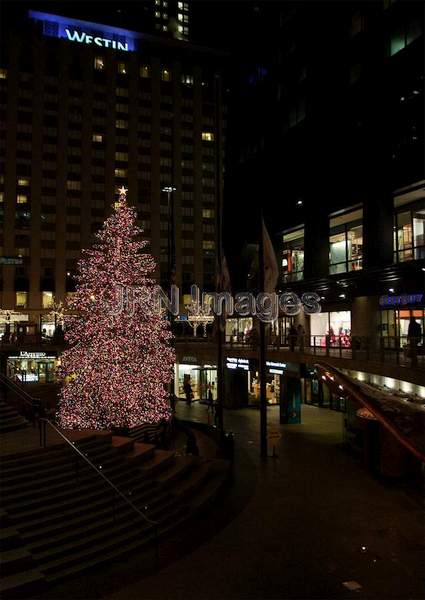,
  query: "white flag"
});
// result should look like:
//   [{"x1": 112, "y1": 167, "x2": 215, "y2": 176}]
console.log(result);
[{"x1": 262, "y1": 220, "x2": 279, "y2": 294}]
